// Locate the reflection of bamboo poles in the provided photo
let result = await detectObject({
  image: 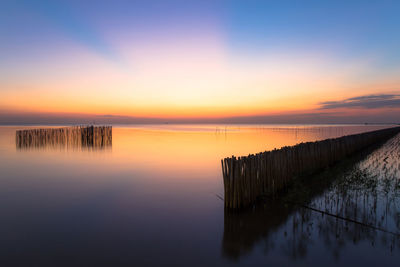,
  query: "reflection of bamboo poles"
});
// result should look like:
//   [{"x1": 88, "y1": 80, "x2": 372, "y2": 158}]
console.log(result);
[
  {"x1": 15, "y1": 126, "x2": 112, "y2": 150},
  {"x1": 222, "y1": 127, "x2": 400, "y2": 209}
]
